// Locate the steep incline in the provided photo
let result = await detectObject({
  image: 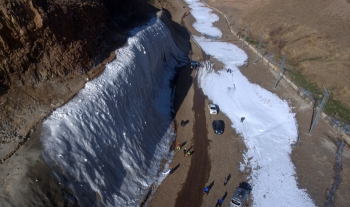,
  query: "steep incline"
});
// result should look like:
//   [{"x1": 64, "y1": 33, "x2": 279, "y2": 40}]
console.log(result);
[{"x1": 0, "y1": 0, "x2": 157, "y2": 159}]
